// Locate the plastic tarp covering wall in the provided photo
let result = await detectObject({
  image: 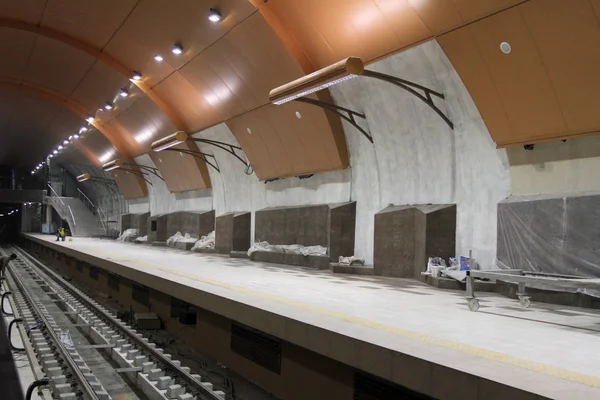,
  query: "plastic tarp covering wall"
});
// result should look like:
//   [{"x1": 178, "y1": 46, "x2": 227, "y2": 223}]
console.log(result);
[{"x1": 497, "y1": 193, "x2": 600, "y2": 278}]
